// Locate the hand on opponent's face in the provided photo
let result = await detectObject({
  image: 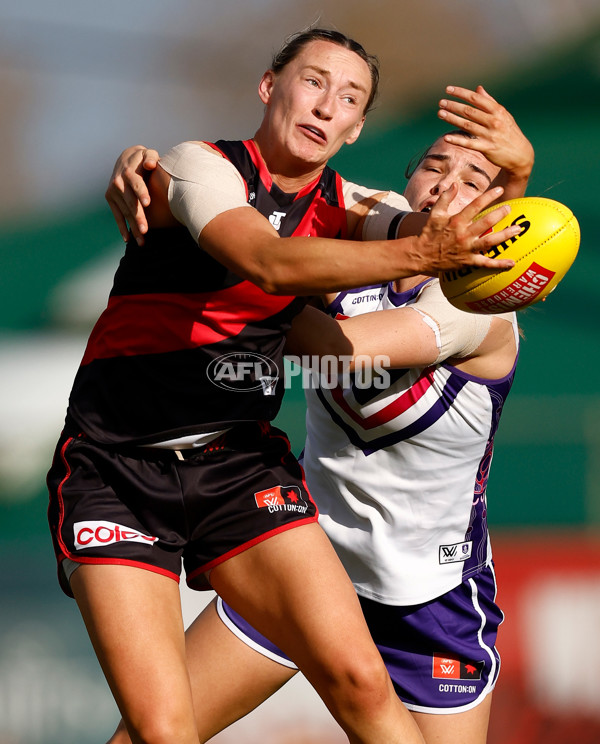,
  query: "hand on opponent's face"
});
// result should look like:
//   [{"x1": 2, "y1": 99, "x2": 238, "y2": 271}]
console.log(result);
[
  {"x1": 438, "y1": 84, "x2": 534, "y2": 185},
  {"x1": 413, "y1": 183, "x2": 519, "y2": 275}
]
